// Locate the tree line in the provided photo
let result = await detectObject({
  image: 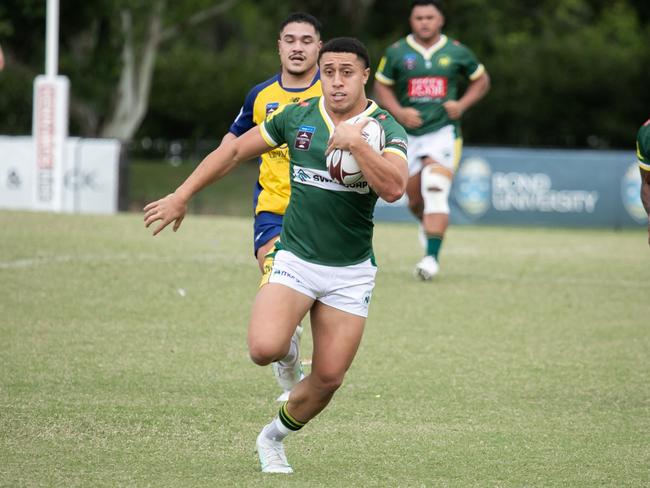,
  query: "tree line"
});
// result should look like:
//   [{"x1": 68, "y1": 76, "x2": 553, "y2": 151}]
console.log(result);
[{"x1": 1, "y1": 0, "x2": 648, "y2": 150}]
